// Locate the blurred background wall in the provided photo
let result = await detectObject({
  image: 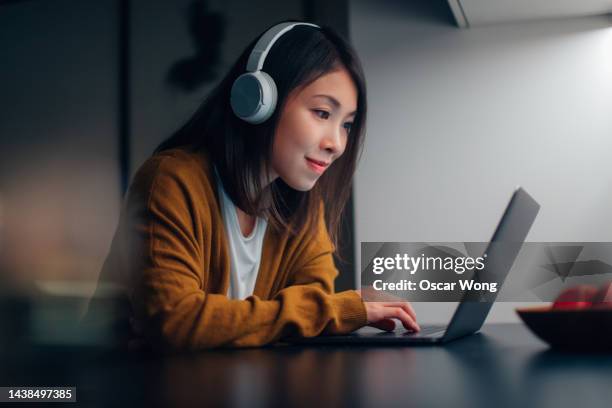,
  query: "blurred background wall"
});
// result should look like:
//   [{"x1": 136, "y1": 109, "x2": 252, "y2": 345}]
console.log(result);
[
  {"x1": 351, "y1": 0, "x2": 612, "y2": 322},
  {"x1": 1, "y1": 0, "x2": 121, "y2": 291}
]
